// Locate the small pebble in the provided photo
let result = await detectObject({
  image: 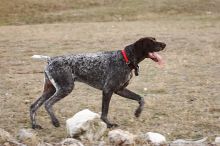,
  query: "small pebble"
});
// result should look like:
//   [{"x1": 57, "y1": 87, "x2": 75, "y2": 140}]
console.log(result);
[{"x1": 24, "y1": 100, "x2": 31, "y2": 104}]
